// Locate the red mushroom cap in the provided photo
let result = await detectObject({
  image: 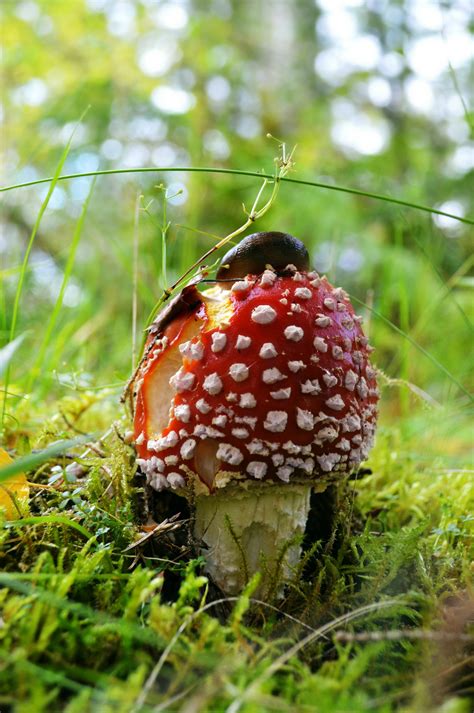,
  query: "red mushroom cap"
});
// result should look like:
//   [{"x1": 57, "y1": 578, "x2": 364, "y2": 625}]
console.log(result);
[{"x1": 133, "y1": 266, "x2": 379, "y2": 493}]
